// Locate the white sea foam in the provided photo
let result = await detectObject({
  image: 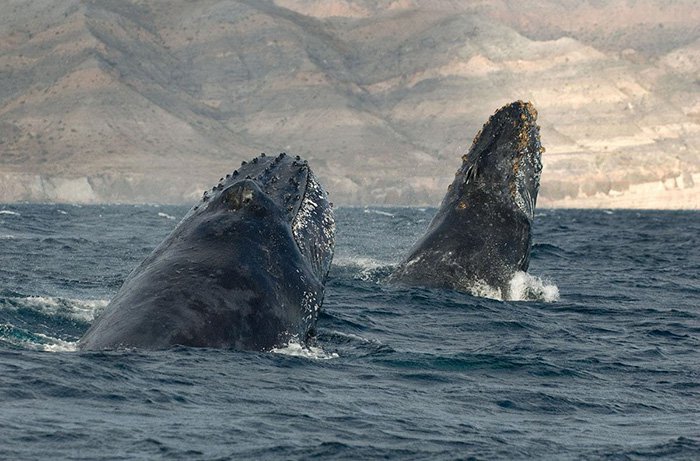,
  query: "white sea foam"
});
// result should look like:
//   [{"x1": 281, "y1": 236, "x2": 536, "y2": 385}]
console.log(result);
[
  {"x1": 157, "y1": 212, "x2": 176, "y2": 220},
  {"x1": 32, "y1": 334, "x2": 78, "y2": 352},
  {"x1": 0, "y1": 234, "x2": 15, "y2": 239},
  {"x1": 0, "y1": 323, "x2": 79, "y2": 352},
  {"x1": 467, "y1": 280, "x2": 505, "y2": 300},
  {"x1": 464, "y1": 272, "x2": 559, "y2": 302},
  {"x1": 10, "y1": 296, "x2": 109, "y2": 322},
  {"x1": 0, "y1": 210, "x2": 20, "y2": 216},
  {"x1": 271, "y1": 340, "x2": 338, "y2": 360}
]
